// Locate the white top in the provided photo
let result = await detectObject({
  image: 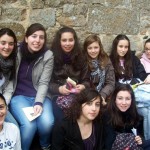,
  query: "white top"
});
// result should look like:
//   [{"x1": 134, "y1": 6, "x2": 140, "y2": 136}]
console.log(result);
[{"x1": 0, "y1": 122, "x2": 21, "y2": 150}]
